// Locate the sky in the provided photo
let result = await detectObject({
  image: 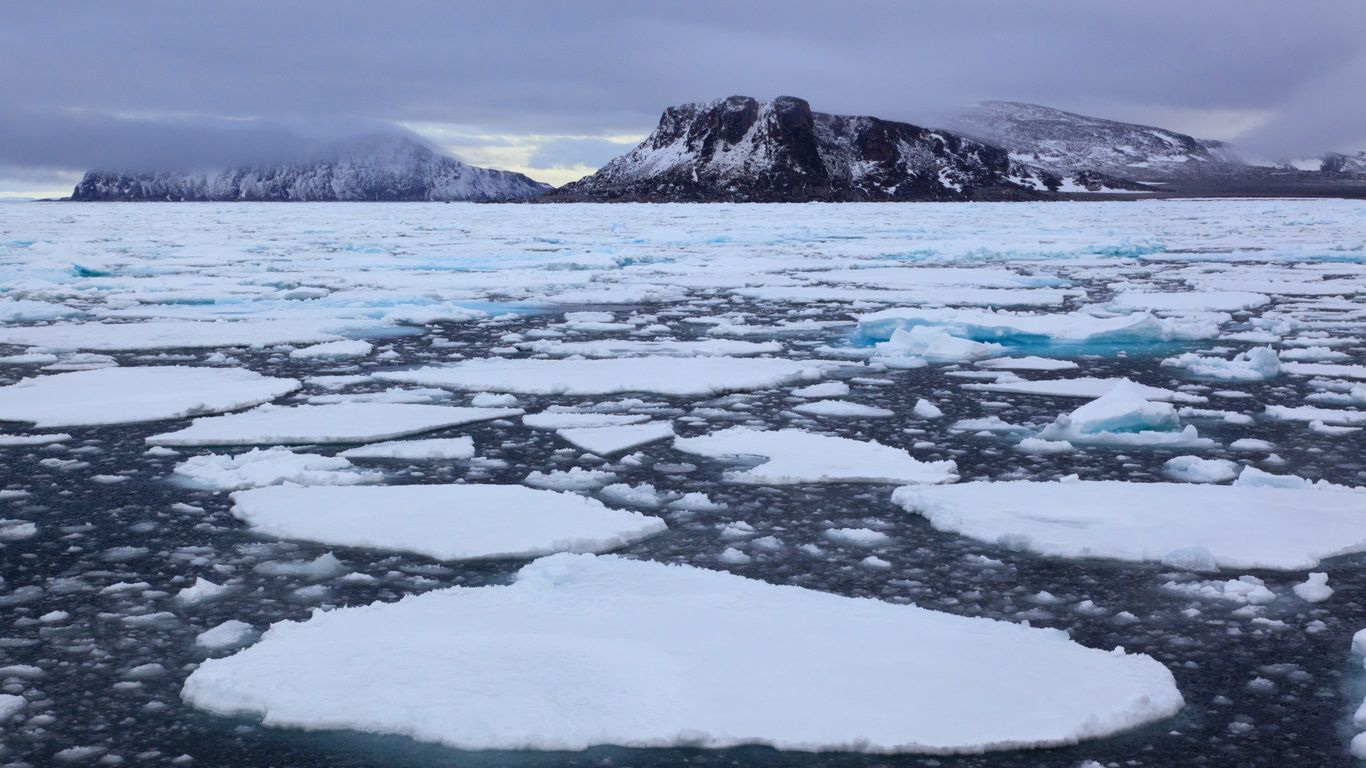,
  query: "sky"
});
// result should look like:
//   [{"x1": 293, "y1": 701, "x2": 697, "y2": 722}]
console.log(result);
[{"x1": 3, "y1": 0, "x2": 1364, "y2": 197}]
